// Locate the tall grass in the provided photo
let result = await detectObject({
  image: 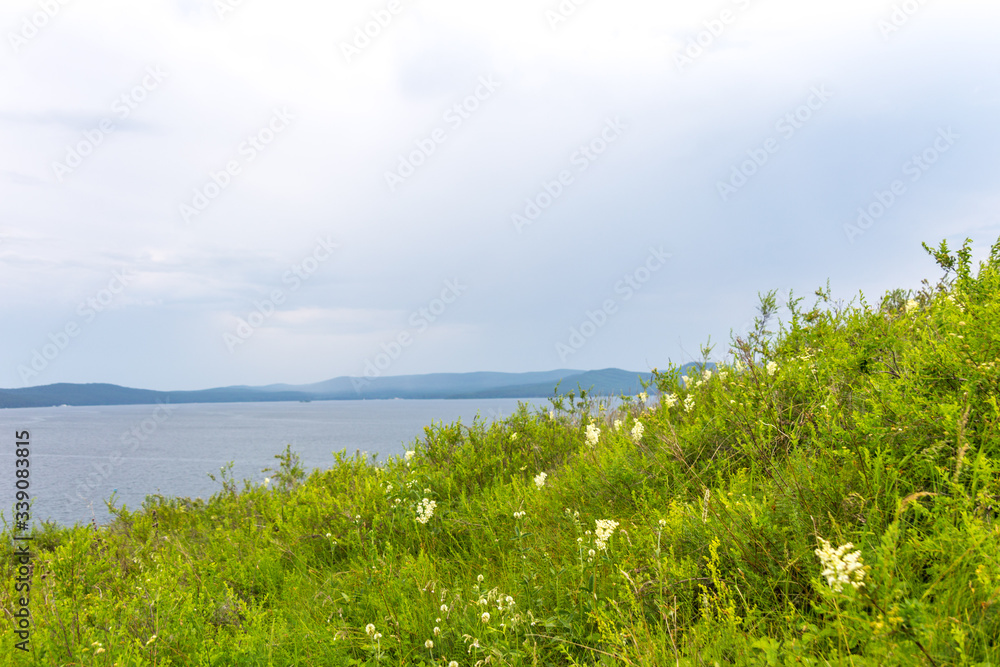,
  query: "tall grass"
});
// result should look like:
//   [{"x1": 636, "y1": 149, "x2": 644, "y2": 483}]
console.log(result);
[{"x1": 2, "y1": 235, "x2": 999, "y2": 665}]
